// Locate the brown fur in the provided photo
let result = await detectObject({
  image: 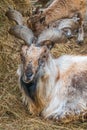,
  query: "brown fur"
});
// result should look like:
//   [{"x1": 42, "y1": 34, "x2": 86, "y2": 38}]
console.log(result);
[
  {"x1": 27, "y1": 0, "x2": 86, "y2": 36},
  {"x1": 43, "y1": 0, "x2": 86, "y2": 24},
  {"x1": 6, "y1": 8, "x2": 23, "y2": 25}
]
